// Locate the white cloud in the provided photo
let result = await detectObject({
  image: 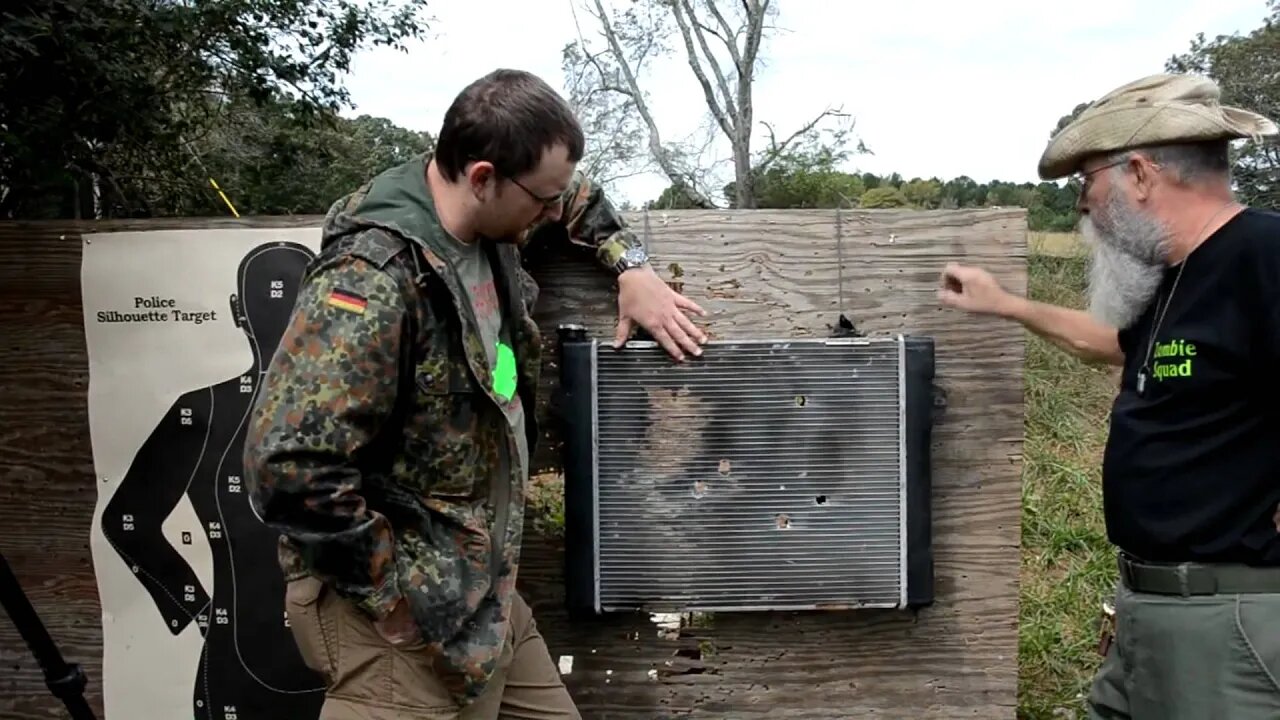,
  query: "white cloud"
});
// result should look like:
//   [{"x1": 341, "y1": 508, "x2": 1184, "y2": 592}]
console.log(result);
[{"x1": 339, "y1": 0, "x2": 1273, "y2": 205}]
